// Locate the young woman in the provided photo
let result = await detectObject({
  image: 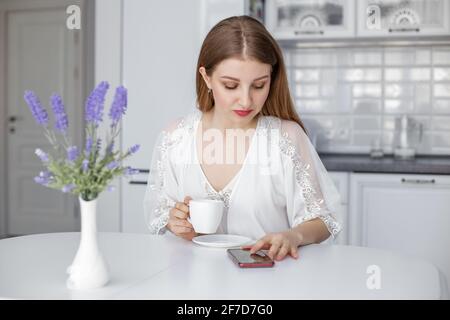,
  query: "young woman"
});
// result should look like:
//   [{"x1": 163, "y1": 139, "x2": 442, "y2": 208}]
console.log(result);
[{"x1": 144, "y1": 16, "x2": 342, "y2": 261}]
